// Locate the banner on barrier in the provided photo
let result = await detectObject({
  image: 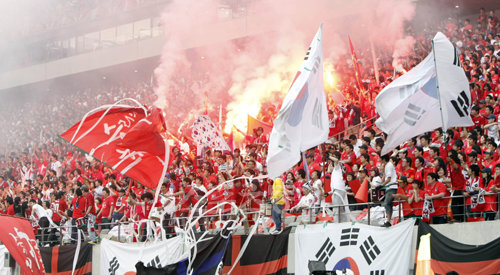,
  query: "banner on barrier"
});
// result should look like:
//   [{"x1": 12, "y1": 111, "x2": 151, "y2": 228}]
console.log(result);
[
  {"x1": 295, "y1": 219, "x2": 414, "y2": 275},
  {"x1": 100, "y1": 236, "x2": 186, "y2": 274},
  {"x1": 223, "y1": 227, "x2": 291, "y2": 275},
  {"x1": 417, "y1": 222, "x2": 500, "y2": 274},
  {"x1": 40, "y1": 242, "x2": 92, "y2": 275}
]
